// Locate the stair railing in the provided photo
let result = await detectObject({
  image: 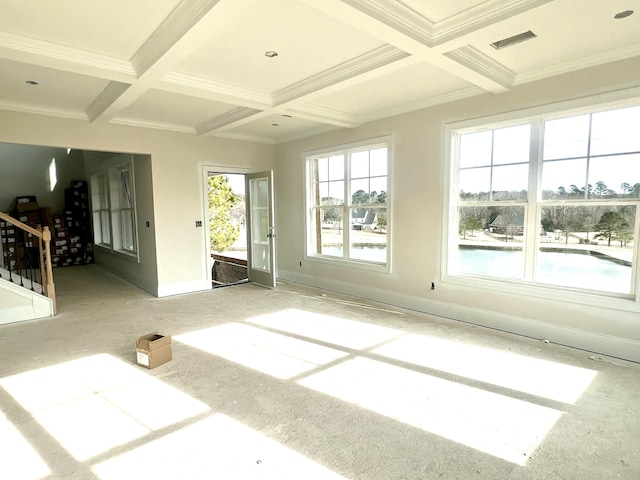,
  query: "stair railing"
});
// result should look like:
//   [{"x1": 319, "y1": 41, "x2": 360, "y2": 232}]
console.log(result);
[{"x1": 0, "y1": 211, "x2": 56, "y2": 314}]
